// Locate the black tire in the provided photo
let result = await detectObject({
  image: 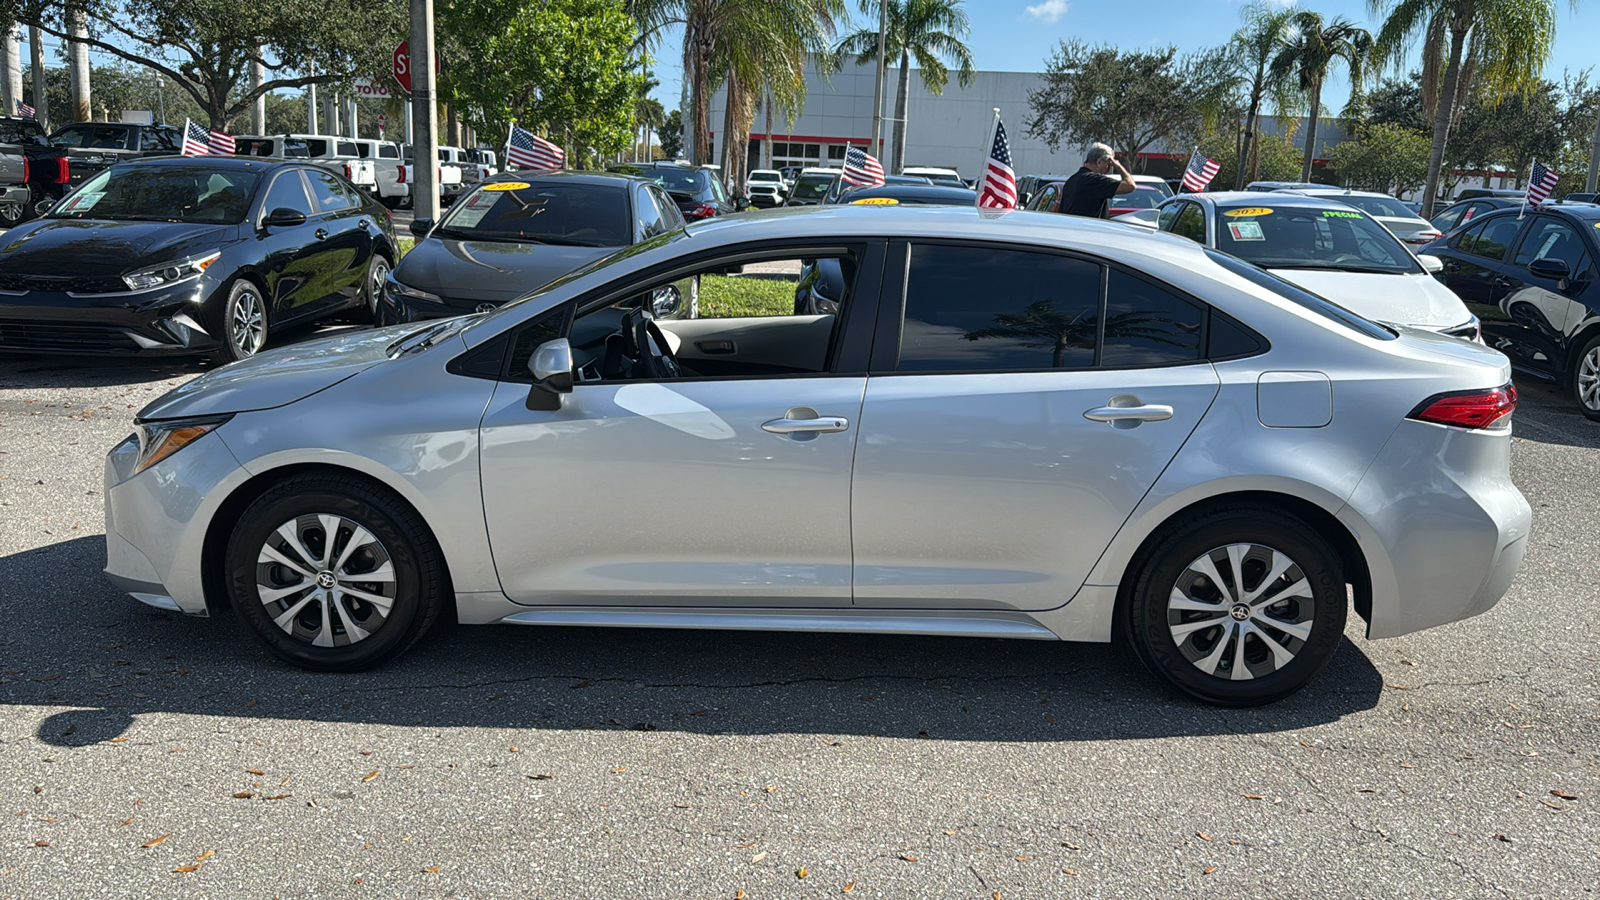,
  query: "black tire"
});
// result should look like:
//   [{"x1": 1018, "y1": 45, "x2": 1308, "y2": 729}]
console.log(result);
[
  {"x1": 0, "y1": 202, "x2": 22, "y2": 227},
  {"x1": 225, "y1": 473, "x2": 446, "y2": 672},
  {"x1": 210, "y1": 279, "x2": 270, "y2": 365},
  {"x1": 1569, "y1": 333, "x2": 1600, "y2": 422},
  {"x1": 1123, "y1": 505, "x2": 1347, "y2": 707},
  {"x1": 354, "y1": 252, "x2": 392, "y2": 325}
]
